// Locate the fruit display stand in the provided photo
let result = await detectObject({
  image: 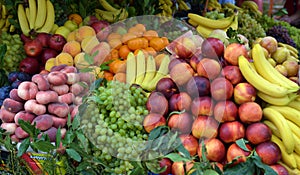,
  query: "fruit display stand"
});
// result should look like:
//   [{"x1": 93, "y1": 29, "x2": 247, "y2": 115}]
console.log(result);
[{"x1": 0, "y1": 0, "x2": 300, "y2": 175}]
